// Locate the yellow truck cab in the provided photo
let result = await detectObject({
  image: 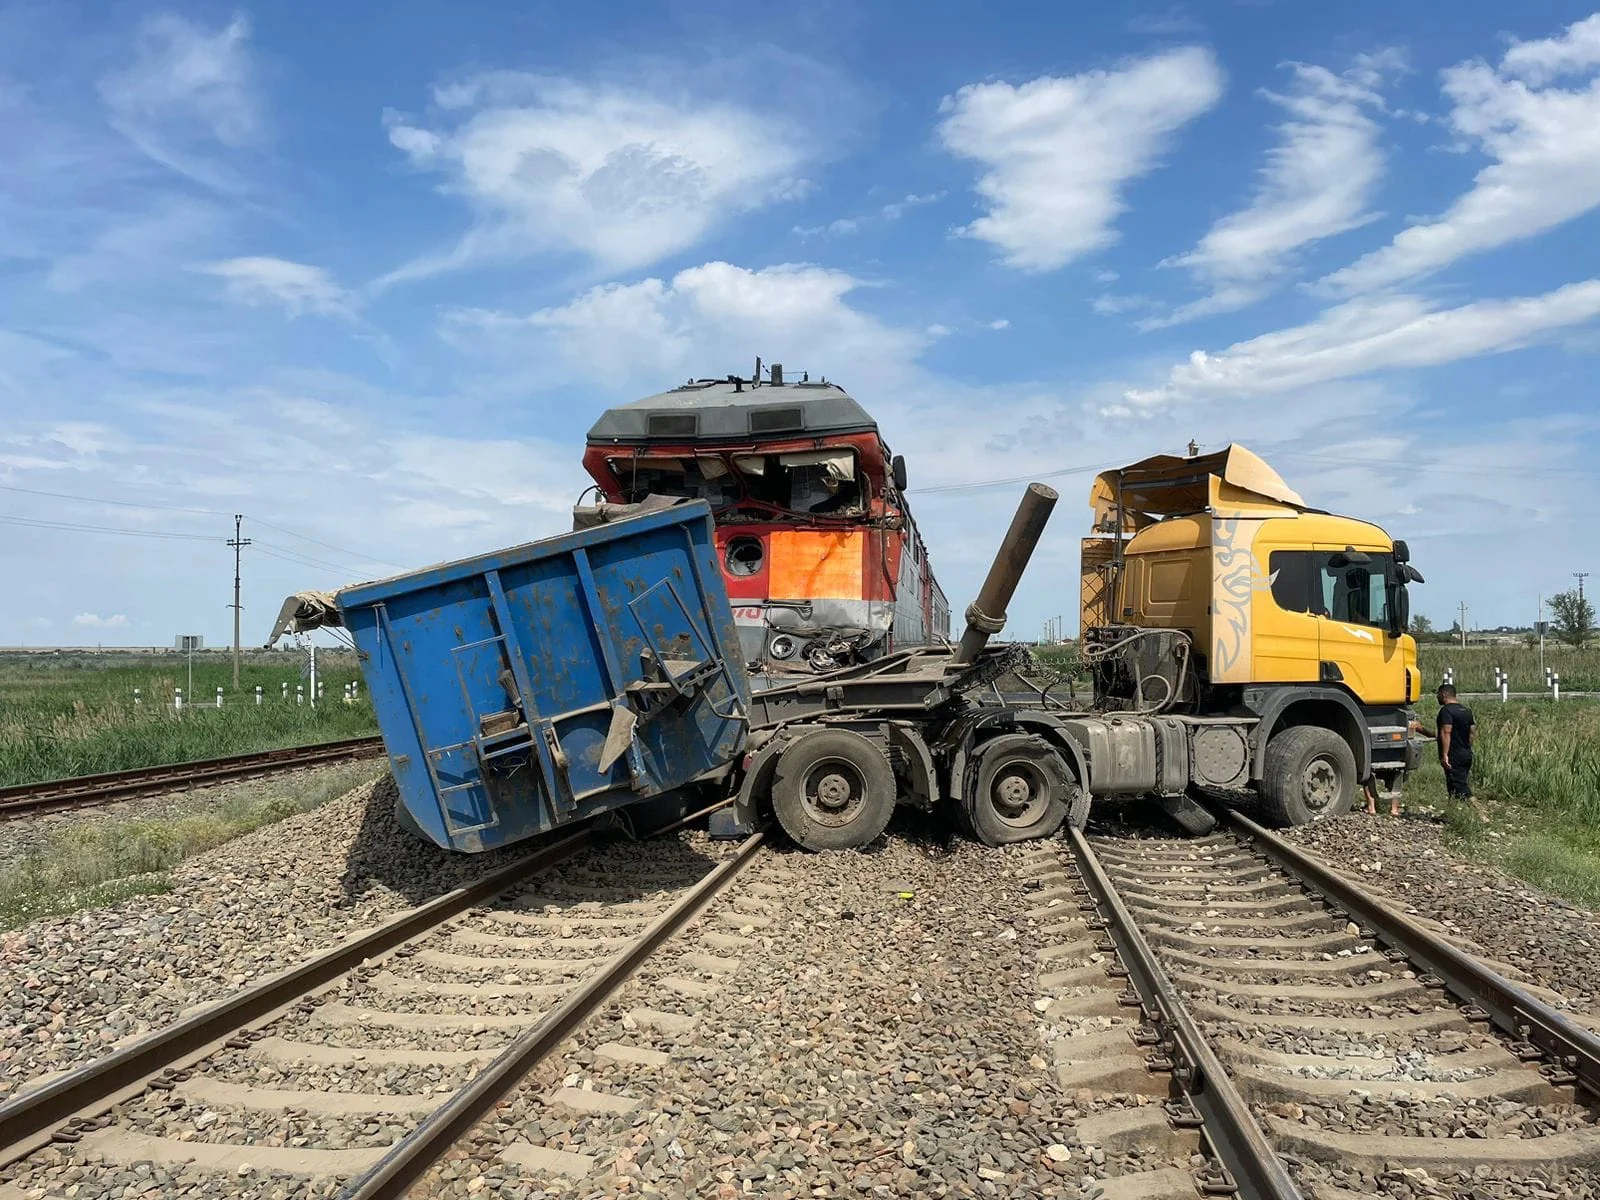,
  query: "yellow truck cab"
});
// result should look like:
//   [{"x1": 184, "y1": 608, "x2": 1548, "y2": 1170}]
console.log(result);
[{"x1": 1080, "y1": 445, "x2": 1423, "y2": 825}]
